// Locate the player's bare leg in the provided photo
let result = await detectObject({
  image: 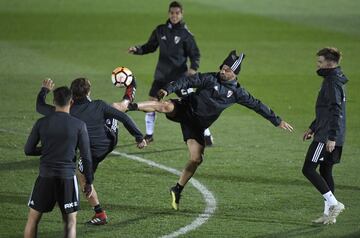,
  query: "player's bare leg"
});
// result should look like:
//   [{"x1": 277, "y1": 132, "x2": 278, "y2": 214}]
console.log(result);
[
  {"x1": 170, "y1": 139, "x2": 204, "y2": 210},
  {"x1": 77, "y1": 172, "x2": 107, "y2": 225},
  {"x1": 24, "y1": 208, "x2": 42, "y2": 238},
  {"x1": 179, "y1": 139, "x2": 204, "y2": 186},
  {"x1": 78, "y1": 172, "x2": 100, "y2": 206},
  {"x1": 112, "y1": 100, "x2": 129, "y2": 112},
  {"x1": 62, "y1": 212, "x2": 77, "y2": 238},
  {"x1": 134, "y1": 100, "x2": 175, "y2": 113}
]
